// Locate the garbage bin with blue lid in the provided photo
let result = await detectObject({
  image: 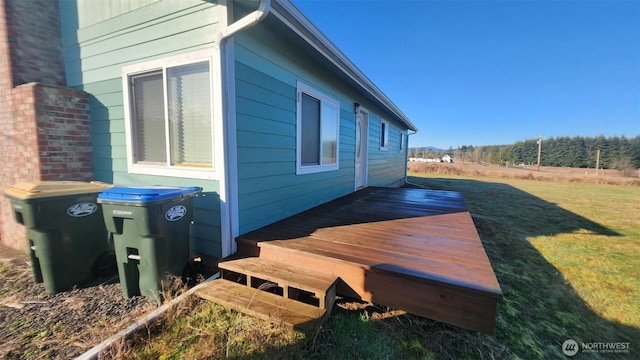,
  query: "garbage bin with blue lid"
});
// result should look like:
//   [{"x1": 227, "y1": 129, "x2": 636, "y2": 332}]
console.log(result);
[
  {"x1": 97, "y1": 186, "x2": 201, "y2": 302},
  {"x1": 4, "y1": 181, "x2": 115, "y2": 293}
]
